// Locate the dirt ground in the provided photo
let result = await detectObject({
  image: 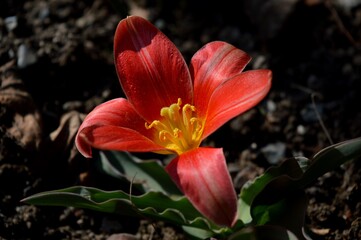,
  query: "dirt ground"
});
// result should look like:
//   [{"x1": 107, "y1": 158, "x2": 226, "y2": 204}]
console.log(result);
[{"x1": 1, "y1": 0, "x2": 361, "y2": 239}]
